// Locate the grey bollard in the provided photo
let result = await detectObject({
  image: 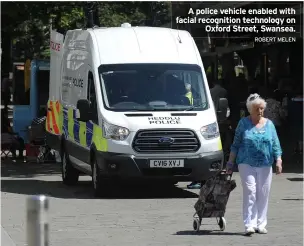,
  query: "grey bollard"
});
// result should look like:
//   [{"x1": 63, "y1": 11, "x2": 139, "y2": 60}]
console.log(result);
[{"x1": 26, "y1": 195, "x2": 49, "y2": 246}]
